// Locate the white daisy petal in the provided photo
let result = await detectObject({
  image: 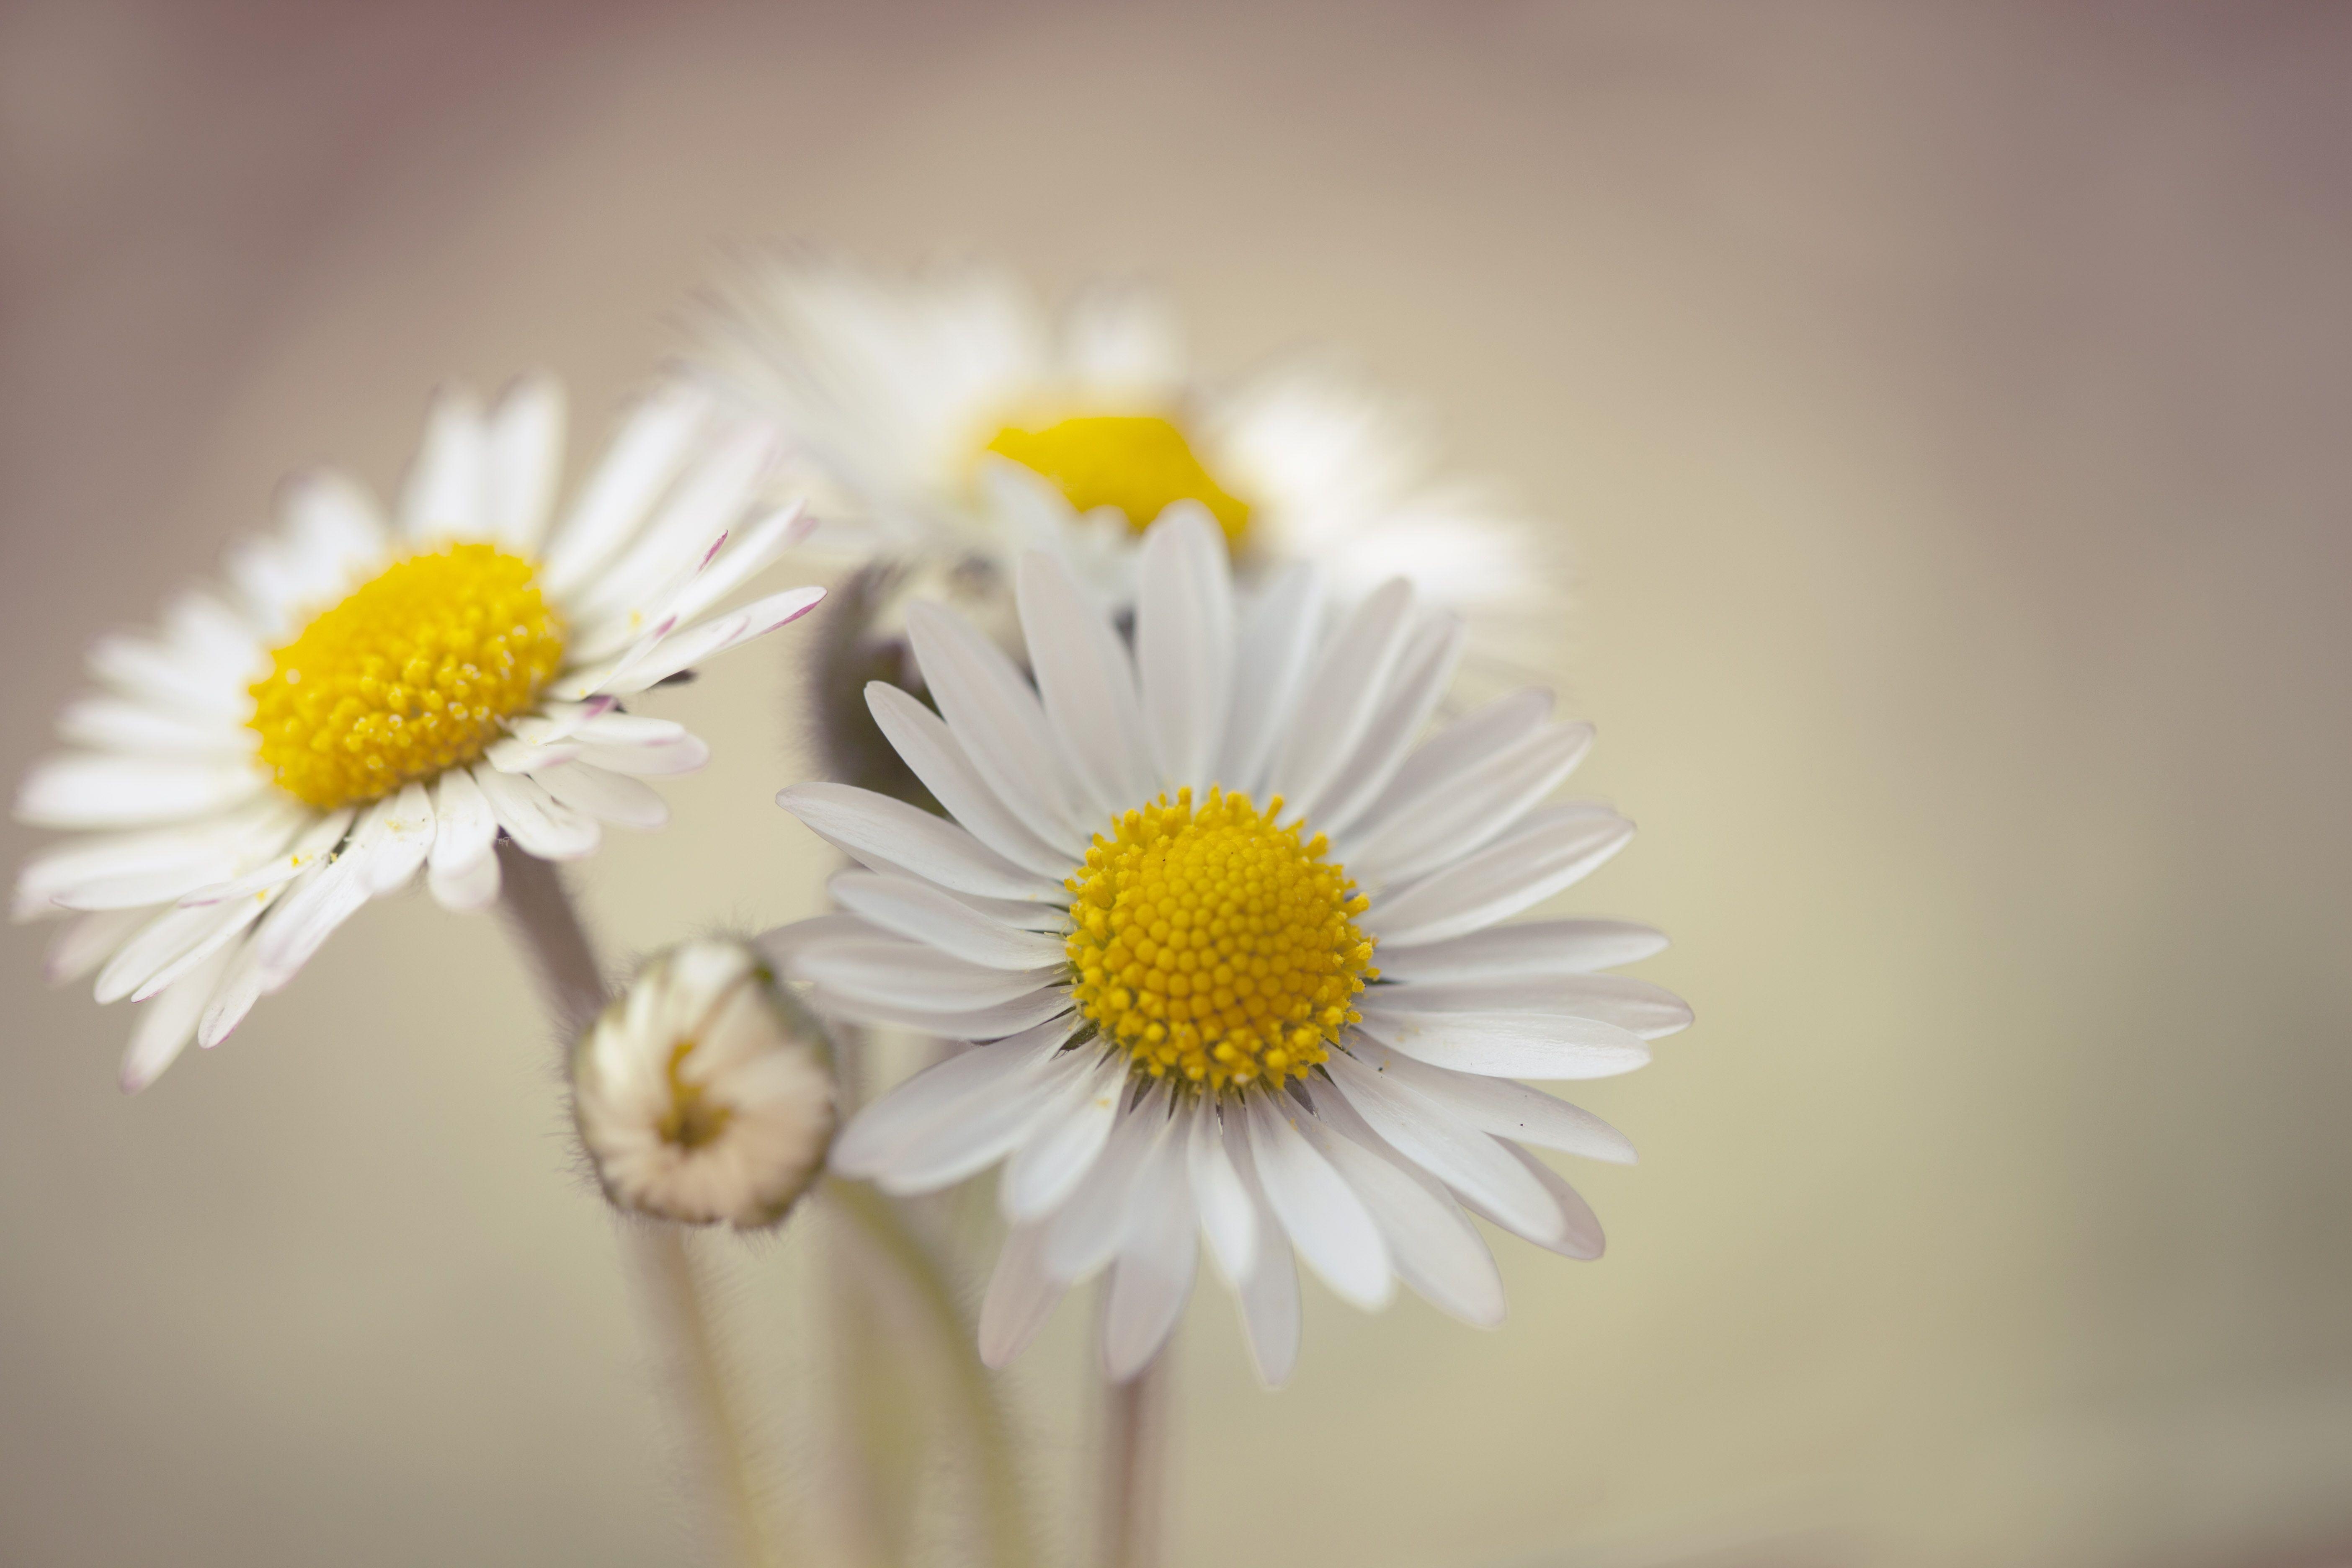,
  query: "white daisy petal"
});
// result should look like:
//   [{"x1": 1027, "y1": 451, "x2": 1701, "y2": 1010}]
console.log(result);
[
  {"x1": 1187, "y1": 1104, "x2": 1257, "y2": 1287},
  {"x1": 1462, "y1": 1145, "x2": 1607, "y2": 1261},
  {"x1": 1016, "y1": 551, "x2": 1155, "y2": 820},
  {"x1": 565, "y1": 425, "x2": 771, "y2": 627},
  {"x1": 587, "y1": 585, "x2": 825, "y2": 696},
  {"x1": 571, "y1": 735, "x2": 712, "y2": 778},
  {"x1": 978, "y1": 1221, "x2": 1067, "y2": 1370},
  {"x1": 1244, "y1": 1091, "x2": 1392, "y2": 1311},
  {"x1": 30, "y1": 804, "x2": 301, "y2": 915},
  {"x1": 96, "y1": 898, "x2": 255, "y2": 1006},
  {"x1": 1103, "y1": 1126, "x2": 1199, "y2": 1380},
  {"x1": 176, "y1": 807, "x2": 351, "y2": 906},
  {"x1": 362, "y1": 782, "x2": 436, "y2": 894},
  {"x1": 645, "y1": 503, "x2": 813, "y2": 637},
  {"x1": 134, "y1": 810, "x2": 356, "y2": 1000},
  {"x1": 827, "y1": 870, "x2": 1066, "y2": 970},
  {"x1": 1134, "y1": 508, "x2": 1235, "y2": 794},
  {"x1": 252, "y1": 849, "x2": 374, "y2": 995},
  {"x1": 1297, "y1": 1082, "x2": 1504, "y2": 1328},
  {"x1": 426, "y1": 767, "x2": 499, "y2": 910},
  {"x1": 789, "y1": 935, "x2": 1060, "y2": 1014},
  {"x1": 503, "y1": 696, "x2": 618, "y2": 749},
  {"x1": 276, "y1": 470, "x2": 389, "y2": 600},
  {"x1": 43, "y1": 907, "x2": 151, "y2": 985},
  {"x1": 485, "y1": 733, "x2": 581, "y2": 774},
  {"x1": 120, "y1": 943, "x2": 237, "y2": 1093},
  {"x1": 1348, "y1": 718, "x2": 1593, "y2": 883},
  {"x1": 906, "y1": 599, "x2": 1086, "y2": 854},
  {"x1": 1348, "y1": 1037, "x2": 1636, "y2": 1164},
  {"x1": 532, "y1": 761, "x2": 669, "y2": 831},
  {"x1": 1310, "y1": 610, "x2": 1465, "y2": 840},
  {"x1": 1266, "y1": 579, "x2": 1414, "y2": 820},
  {"x1": 485, "y1": 374, "x2": 565, "y2": 553},
  {"x1": 779, "y1": 782, "x2": 1060, "y2": 903},
  {"x1": 756, "y1": 912, "x2": 884, "y2": 971},
  {"x1": 830, "y1": 1016, "x2": 1077, "y2": 1179},
  {"x1": 805, "y1": 984, "x2": 1075, "y2": 1042},
  {"x1": 17, "y1": 755, "x2": 263, "y2": 830},
  {"x1": 1385, "y1": 973, "x2": 1693, "y2": 1039},
  {"x1": 474, "y1": 766, "x2": 601, "y2": 861},
  {"x1": 399, "y1": 385, "x2": 487, "y2": 540},
  {"x1": 1000, "y1": 1051, "x2": 1130, "y2": 1222},
  {"x1": 862, "y1": 684, "x2": 1073, "y2": 879},
  {"x1": 86, "y1": 631, "x2": 252, "y2": 719},
  {"x1": 1352, "y1": 689, "x2": 1553, "y2": 837},
  {"x1": 1215, "y1": 562, "x2": 1323, "y2": 790},
  {"x1": 1224, "y1": 1125, "x2": 1304, "y2": 1387},
  {"x1": 1321, "y1": 1050, "x2": 1566, "y2": 1244},
  {"x1": 1353, "y1": 1003, "x2": 1652, "y2": 1080},
  {"x1": 1368, "y1": 803, "x2": 1635, "y2": 949},
  {"x1": 539, "y1": 383, "x2": 716, "y2": 598},
  {"x1": 868, "y1": 1044, "x2": 1086, "y2": 1194},
  {"x1": 1042, "y1": 1084, "x2": 1173, "y2": 1282},
  {"x1": 1370, "y1": 918, "x2": 1669, "y2": 981},
  {"x1": 55, "y1": 696, "x2": 252, "y2": 758},
  {"x1": 196, "y1": 937, "x2": 267, "y2": 1048},
  {"x1": 541, "y1": 614, "x2": 678, "y2": 702}
]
